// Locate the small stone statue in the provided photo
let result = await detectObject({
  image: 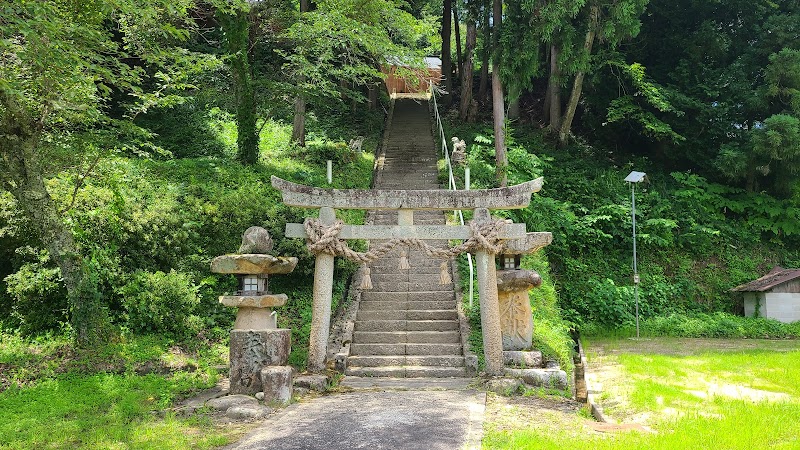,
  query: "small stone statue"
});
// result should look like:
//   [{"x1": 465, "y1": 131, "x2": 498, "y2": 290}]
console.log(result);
[
  {"x1": 349, "y1": 136, "x2": 364, "y2": 153},
  {"x1": 238, "y1": 226, "x2": 274, "y2": 254},
  {"x1": 451, "y1": 137, "x2": 467, "y2": 166}
]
